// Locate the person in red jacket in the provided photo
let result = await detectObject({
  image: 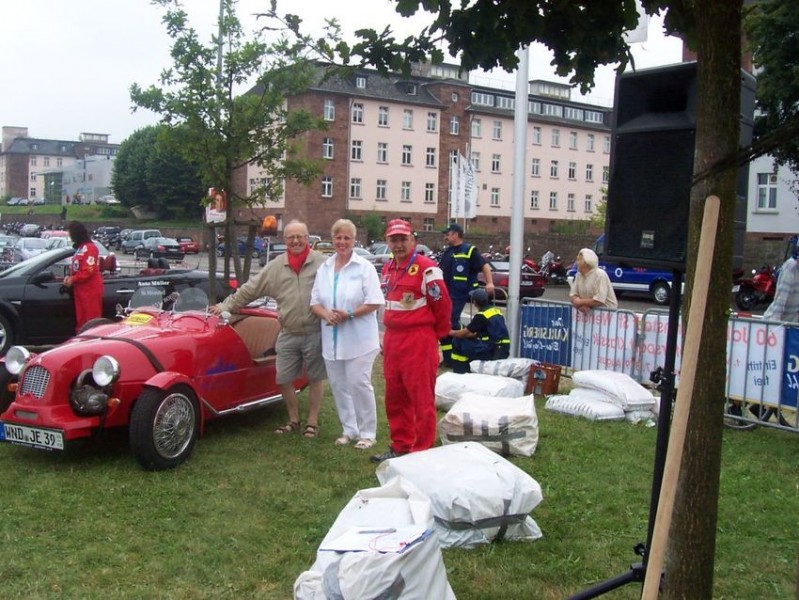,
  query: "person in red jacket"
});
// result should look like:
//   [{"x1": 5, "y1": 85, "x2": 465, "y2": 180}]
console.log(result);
[
  {"x1": 370, "y1": 219, "x2": 452, "y2": 464},
  {"x1": 63, "y1": 221, "x2": 103, "y2": 332}
]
